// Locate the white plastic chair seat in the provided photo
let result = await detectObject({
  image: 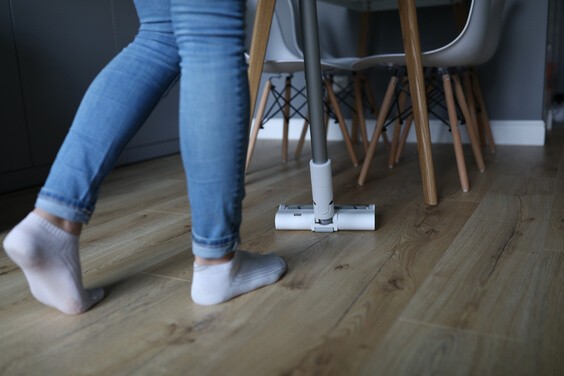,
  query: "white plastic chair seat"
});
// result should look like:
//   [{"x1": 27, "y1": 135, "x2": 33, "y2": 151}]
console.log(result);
[
  {"x1": 319, "y1": 57, "x2": 361, "y2": 71},
  {"x1": 246, "y1": 0, "x2": 353, "y2": 74},
  {"x1": 244, "y1": 53, "x2": 348, "y2": 74},
  {"x1": 352, "y1": 0, "x2": 506, "y2": 71}
]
